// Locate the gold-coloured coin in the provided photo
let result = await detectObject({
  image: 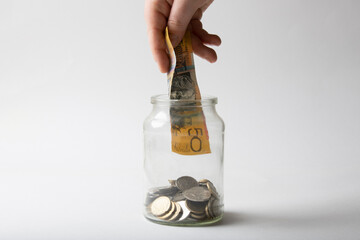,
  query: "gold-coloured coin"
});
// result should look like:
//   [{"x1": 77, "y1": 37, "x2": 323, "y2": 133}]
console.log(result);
[
  {"x1": 206, "y1": 197, "x2": 215, "y2": 218},
  {"x1": 168, "y1": 202, "x2": 183, "y2": 221},
  {"x1": 150, "y1": 196, "x2": 172, "y2": 217},
  {"x1": 198, "y1": 179, "x2": 210, "y2": 184},
  {"x1": 190, "y1": 212, "x2": 206, "y2": 220},
  {"x1": 205, "y1": 204, "x2": 211, "y2": 218},
  {"x1": 206, "y1": 181, "x2": 220, "y2": 199},
  {"x1": 168, "y1": 179, "x2": 176, "y2": 186},
  {"x1": 147, "y1": 176, "x2": 222, "y2": 223},
  {"x1": 158, "y1": 201, "x2": 176, "y2": 220}
]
